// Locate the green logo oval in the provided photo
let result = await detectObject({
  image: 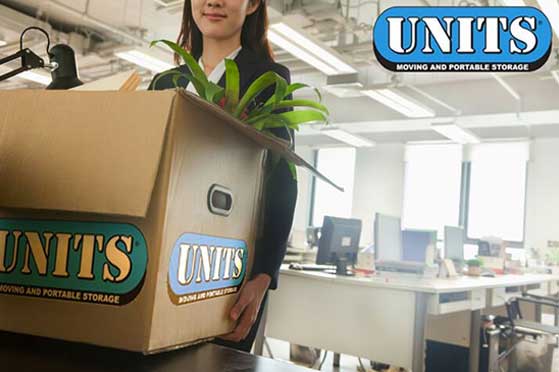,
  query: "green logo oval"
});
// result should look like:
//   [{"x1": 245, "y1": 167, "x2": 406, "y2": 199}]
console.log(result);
[{"x1": 0, "y1": 219, "x2": 148, "y2": 306}]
